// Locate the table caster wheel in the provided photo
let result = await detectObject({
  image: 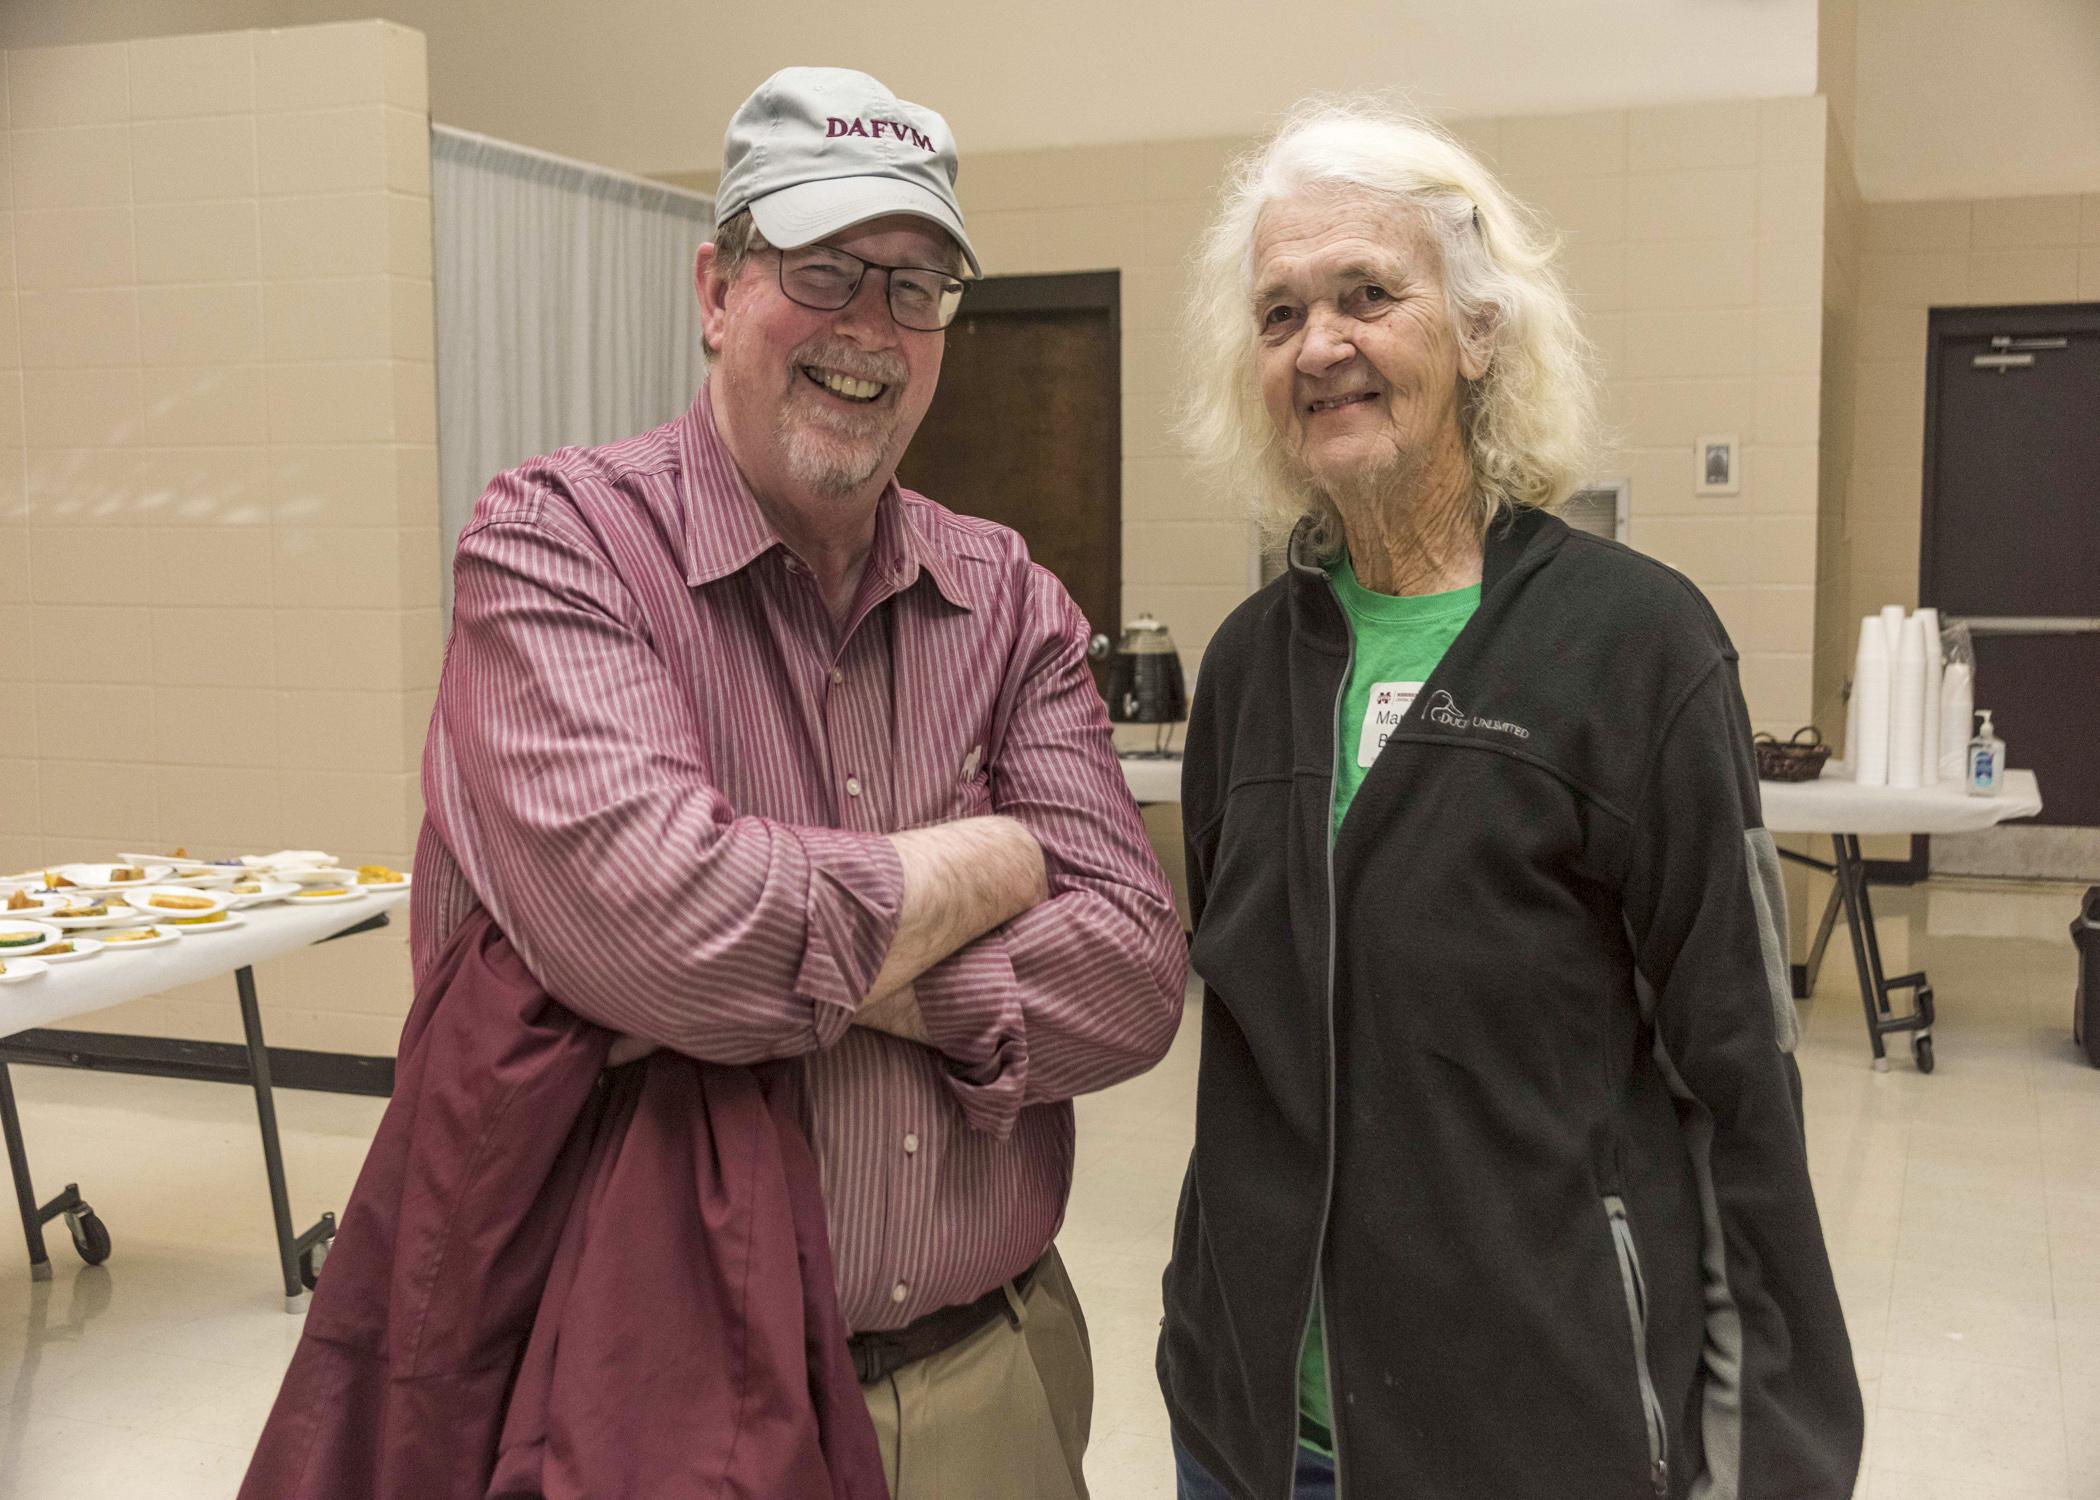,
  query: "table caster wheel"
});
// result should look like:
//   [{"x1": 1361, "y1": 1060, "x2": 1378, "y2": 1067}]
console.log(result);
[
  {"x1": 65, "y1": 1208, "x2": 111, "y2": 1267},
  {"x1": 1911, "y1": 1034, "x2": 1934, "y2": 1074},
  {"x1": 299, "y1": 1234, "x2": 331, "y2": 1291}
]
